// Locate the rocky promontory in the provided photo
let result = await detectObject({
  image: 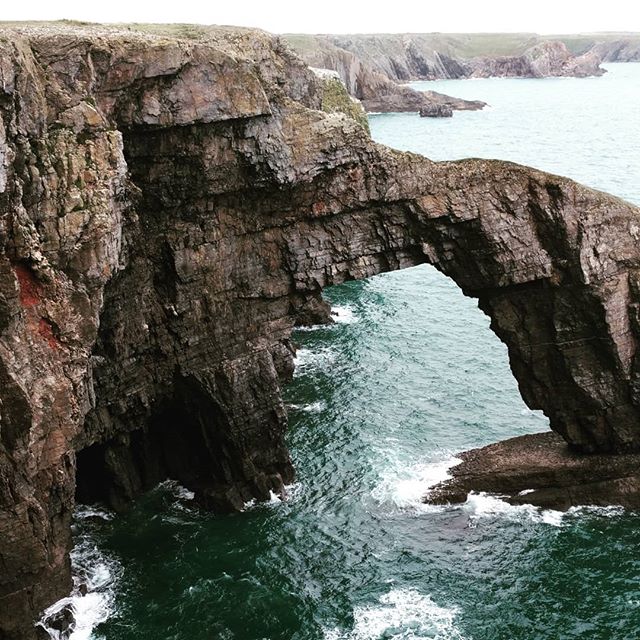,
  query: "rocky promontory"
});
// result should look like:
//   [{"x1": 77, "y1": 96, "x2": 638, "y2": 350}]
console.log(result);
[
  {"x1": 285, "y1": 34, "x2": 607, "y2": 114},
  {"x1": 1, "y1": 22, "x2": 640, "y2": 640},
  {"x1": 284, "y1": 36, "x2": 485, "y2": 114}
]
